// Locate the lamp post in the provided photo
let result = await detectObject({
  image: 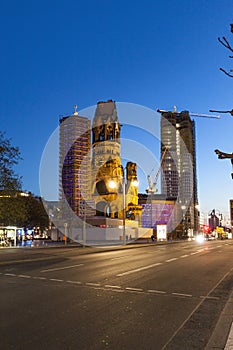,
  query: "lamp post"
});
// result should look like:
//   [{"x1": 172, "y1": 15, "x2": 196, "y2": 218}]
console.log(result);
[
  {"x1": 79, "y1": 200, "x2": 87, "y2": 246},
  {"x1": 64, "y1": 222, "x2": 68, "y2": 245},
  {"x1": 122, "y1": 175, "x2": 126, "y2": 245},
  {"x1": 108, "y1": 166, "x2": 139, "y2": 245},
  {"x1": 108, "y1": 174, "x2": 126, "y2": 245},
  {"x1": 181, "y1": 205, "x2": 186, "y2": 237}
]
